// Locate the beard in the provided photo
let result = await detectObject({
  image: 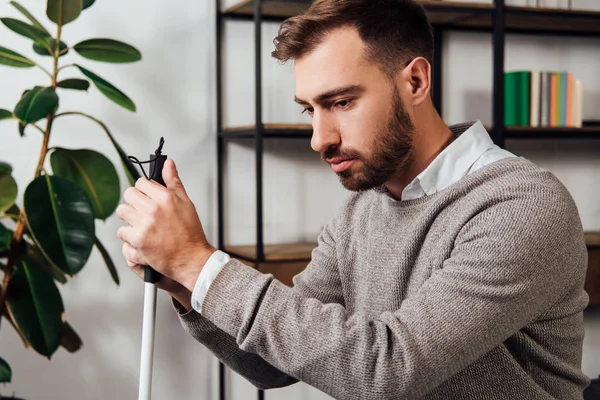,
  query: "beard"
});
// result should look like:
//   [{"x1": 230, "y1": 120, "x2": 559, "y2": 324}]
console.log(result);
[{"x1": 322, "y1": 87, "x2": 415, "y2": 192}]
